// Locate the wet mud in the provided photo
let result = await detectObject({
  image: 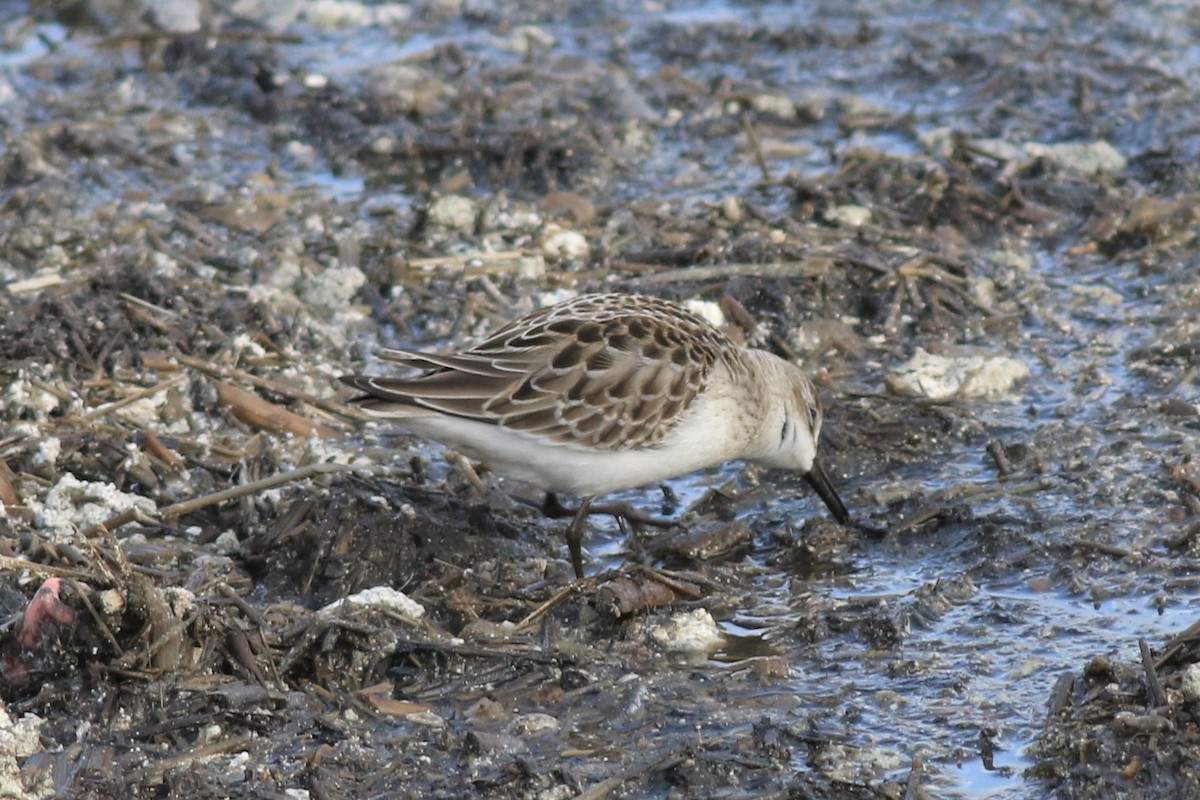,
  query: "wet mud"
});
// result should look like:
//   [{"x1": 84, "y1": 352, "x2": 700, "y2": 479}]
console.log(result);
[{"x1": 1, "y1": 1, "x2": 1199, "y2": 797}]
